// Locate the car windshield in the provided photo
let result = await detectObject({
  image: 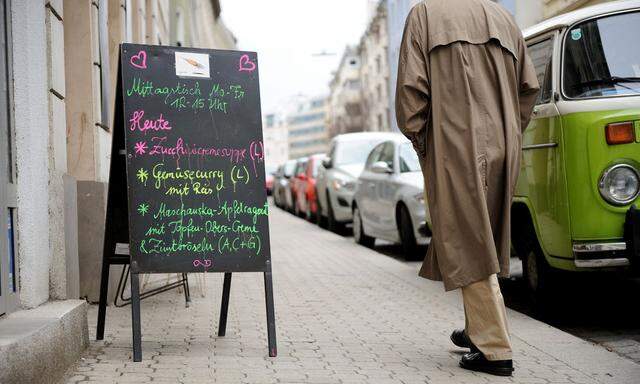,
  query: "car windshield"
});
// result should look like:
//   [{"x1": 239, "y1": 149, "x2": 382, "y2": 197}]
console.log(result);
[
  {"x1": 335, "y1": 138, "x2": 388, "y2": 166},
  {"x1": 311, "y1": 158, "x2": 323, "y2": 177},
  {"x1": 265, "y1": 165, "x2": 277, "y2": 175},
  {"x1": 563, "y1": 11, "x2": 640, "y2": 98},
  {"x1": 398, "y1": 143, "x2": 421, "y2": 173},
  {"x1": 283, "y1": 161, "x2": 296, "y2": 177}
]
